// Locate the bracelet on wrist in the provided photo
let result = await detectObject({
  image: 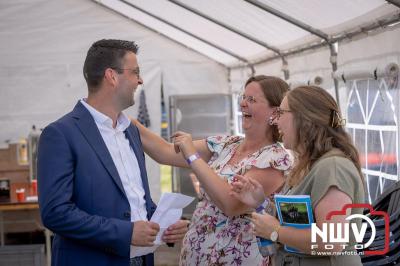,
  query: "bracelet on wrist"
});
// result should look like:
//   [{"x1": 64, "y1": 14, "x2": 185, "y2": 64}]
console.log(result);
[{"x1": 186, "y1": 152, "x2": 200, "y2": 165}]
